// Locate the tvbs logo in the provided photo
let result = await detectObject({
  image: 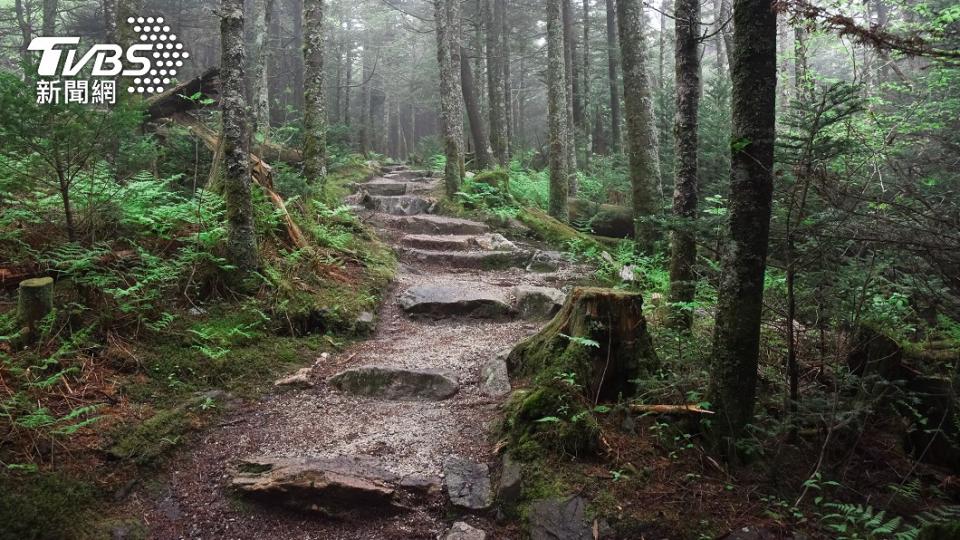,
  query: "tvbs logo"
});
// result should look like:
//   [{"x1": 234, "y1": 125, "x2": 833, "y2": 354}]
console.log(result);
[{"x1": 29, "y1": 16, "x2": 190, "y2": 103}]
